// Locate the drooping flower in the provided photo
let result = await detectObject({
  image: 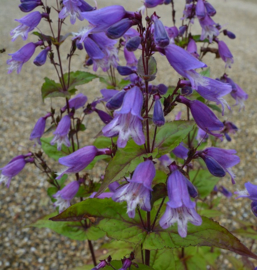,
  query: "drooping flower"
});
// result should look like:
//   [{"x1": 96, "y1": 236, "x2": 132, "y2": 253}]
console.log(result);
[
  {"x1": 159, "y1": 154, "x2": 172, "y2": 168},
  {"x1": 218, "y1": 40, "x2": 234, "y2": 68},
  {"x1": 172, "y1": 143, "x2": 188, "y2": 160},
  {"x1": 0, "y1": 154, "x2": 33, "y2": 188},
  {"x1": 223, "y1": 30, "x2": 236, "y2": 39},
  {"x1": 51, "y1": 115, "x2": 71, "y2": 151},
  {"x1": 222, "y1": 121, "x2": 238, "y2": 142},
  {"x1": 7, "y1": 41, "x2": 43, "y2": 74},
  {"x1": 179, "y1": 96, "x2": 224, "y2": 138},
  {"x1": 124, "y1": 48, "x2": 137, "y2": 67},
  {"x1": 81, "y1": 5, "x2": 134, "y2": 33},
  {"x1": 30, "y1": 112, "x2": 51, "y2": 145},
  {"x1": 195, "y1": 0, "x2": 206, "y2": 19},
  {"x1": 196, "y1": 127, "x2": 209, "y2": 143},
  {"x1": 204, "y1": 2, "x2": 216, "y2": 17},
  {"x1": 33, "y1": 46, "x2": 51, "y2": 66},
  {"x1": 19, "y1": 0, "x2": 43, "y2": 13},
  {"x1": 106, "y1": 90, "x2": 126, "y2": 110},
  {"x1": 198, "y1": 147, "x2": 240, "y2": 184},
  {"x1": 57, "y1": 146, "x2": 110, "y2": 179},
  {"x1": 159, "y1": 163, "x2": 202, "y2": 237},
  {"x1": 119, "y1": 258, "x2": 132, "y2": 270},
  {"x1": 152, "y1": 14, "x2": 170, "y2": 48},
  {"x1": 112, "y1": 160, "x2": 156, "y2": 218},
  {"x1": 61, "y1": 93, "x2": 88, "y2": 112},
  {"x1": 102, "y1": 86, "x2": 145, "y2": 148},
  {"x1": 153, "y1": 98, "x2": 165, "y2": 126},
  {"x1": 91, "y1": 260, "x2": 107, "y2": 270},
  {"x1": 199, "y1": 15, "x2": 219, "y2": 42},
  {"x1": 163, "y1": 44, "x2": 207, "y2": 89},
  {"x1": 107, "y1": 18, "x2": 136, "y2": 40},
  {"x1": 53, "y1": 180, "x2": 80, "y2": 213},
  {"x1": 125, "y1": 36, "x2": 141, "y2": 52},
  {"x1": 10, "y1": 11, "x2": 44, "y2": 41},
  {"x1": 214, "y1": 185, "x2": 232, "y2": 198},
  {"x1": 187, "y1": 38, "x2": 199, "y2": 58}
]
